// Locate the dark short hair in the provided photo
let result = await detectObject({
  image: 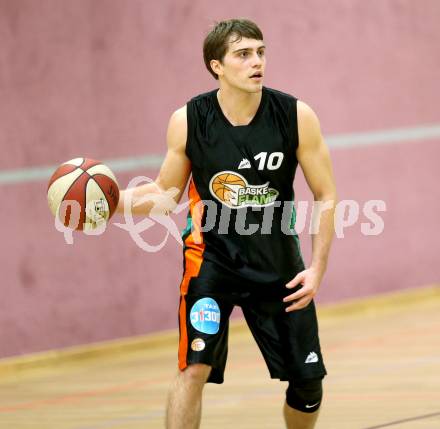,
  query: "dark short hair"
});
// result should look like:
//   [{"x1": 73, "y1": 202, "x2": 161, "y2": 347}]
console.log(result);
[{"x1": 203, "y1": 19, "x2": 264, "y2": 80}]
